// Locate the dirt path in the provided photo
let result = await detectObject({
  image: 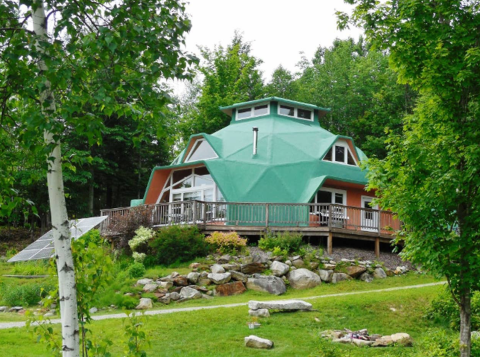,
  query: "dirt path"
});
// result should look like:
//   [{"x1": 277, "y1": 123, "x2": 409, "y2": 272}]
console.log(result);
[{"x1": 0, "y1": 281, "x2": 446, "y2": 330}]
